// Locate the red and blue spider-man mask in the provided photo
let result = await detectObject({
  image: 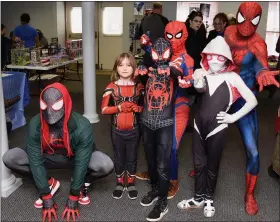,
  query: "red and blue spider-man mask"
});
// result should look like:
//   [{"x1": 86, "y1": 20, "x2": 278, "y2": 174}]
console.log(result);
[
  {"x1": 236, "y1": 2, "x2": 262, "y2": 37},
  {"x1": 164, "y1": 21, "x2": 188, "y2": 53},
  {"x1": 150, "y1": 38, "x2": 171, "y2": 67}
]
